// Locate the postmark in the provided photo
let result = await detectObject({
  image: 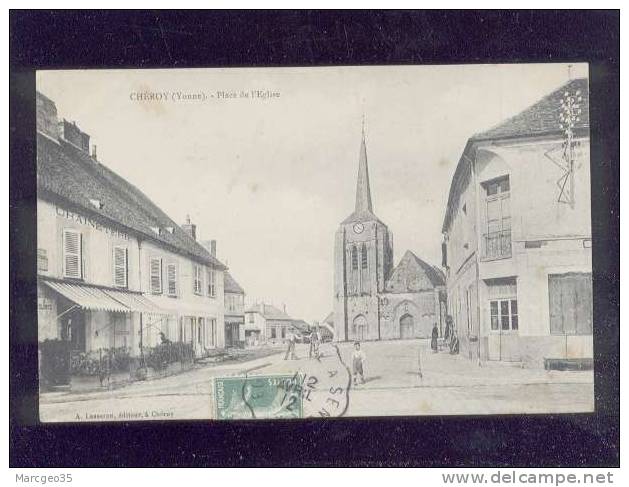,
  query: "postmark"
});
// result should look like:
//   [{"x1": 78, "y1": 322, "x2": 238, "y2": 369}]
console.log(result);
[{"x1": 278, "y1": 343, "x2": 352, "y2": 418}]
